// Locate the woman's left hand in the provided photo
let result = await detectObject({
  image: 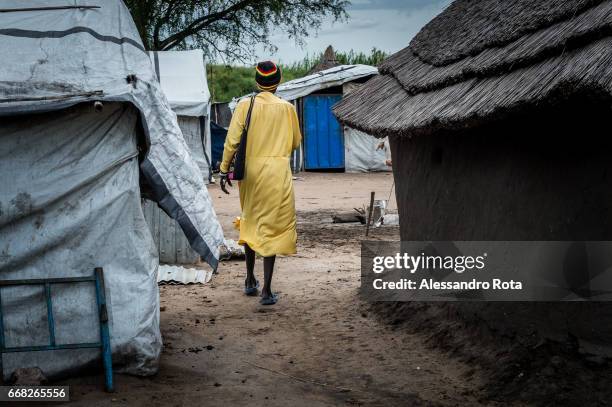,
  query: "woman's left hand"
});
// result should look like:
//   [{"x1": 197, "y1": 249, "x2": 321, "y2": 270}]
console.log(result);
[{"x1": 219, "y1": 172, "x2": 233, "y2": 194}]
